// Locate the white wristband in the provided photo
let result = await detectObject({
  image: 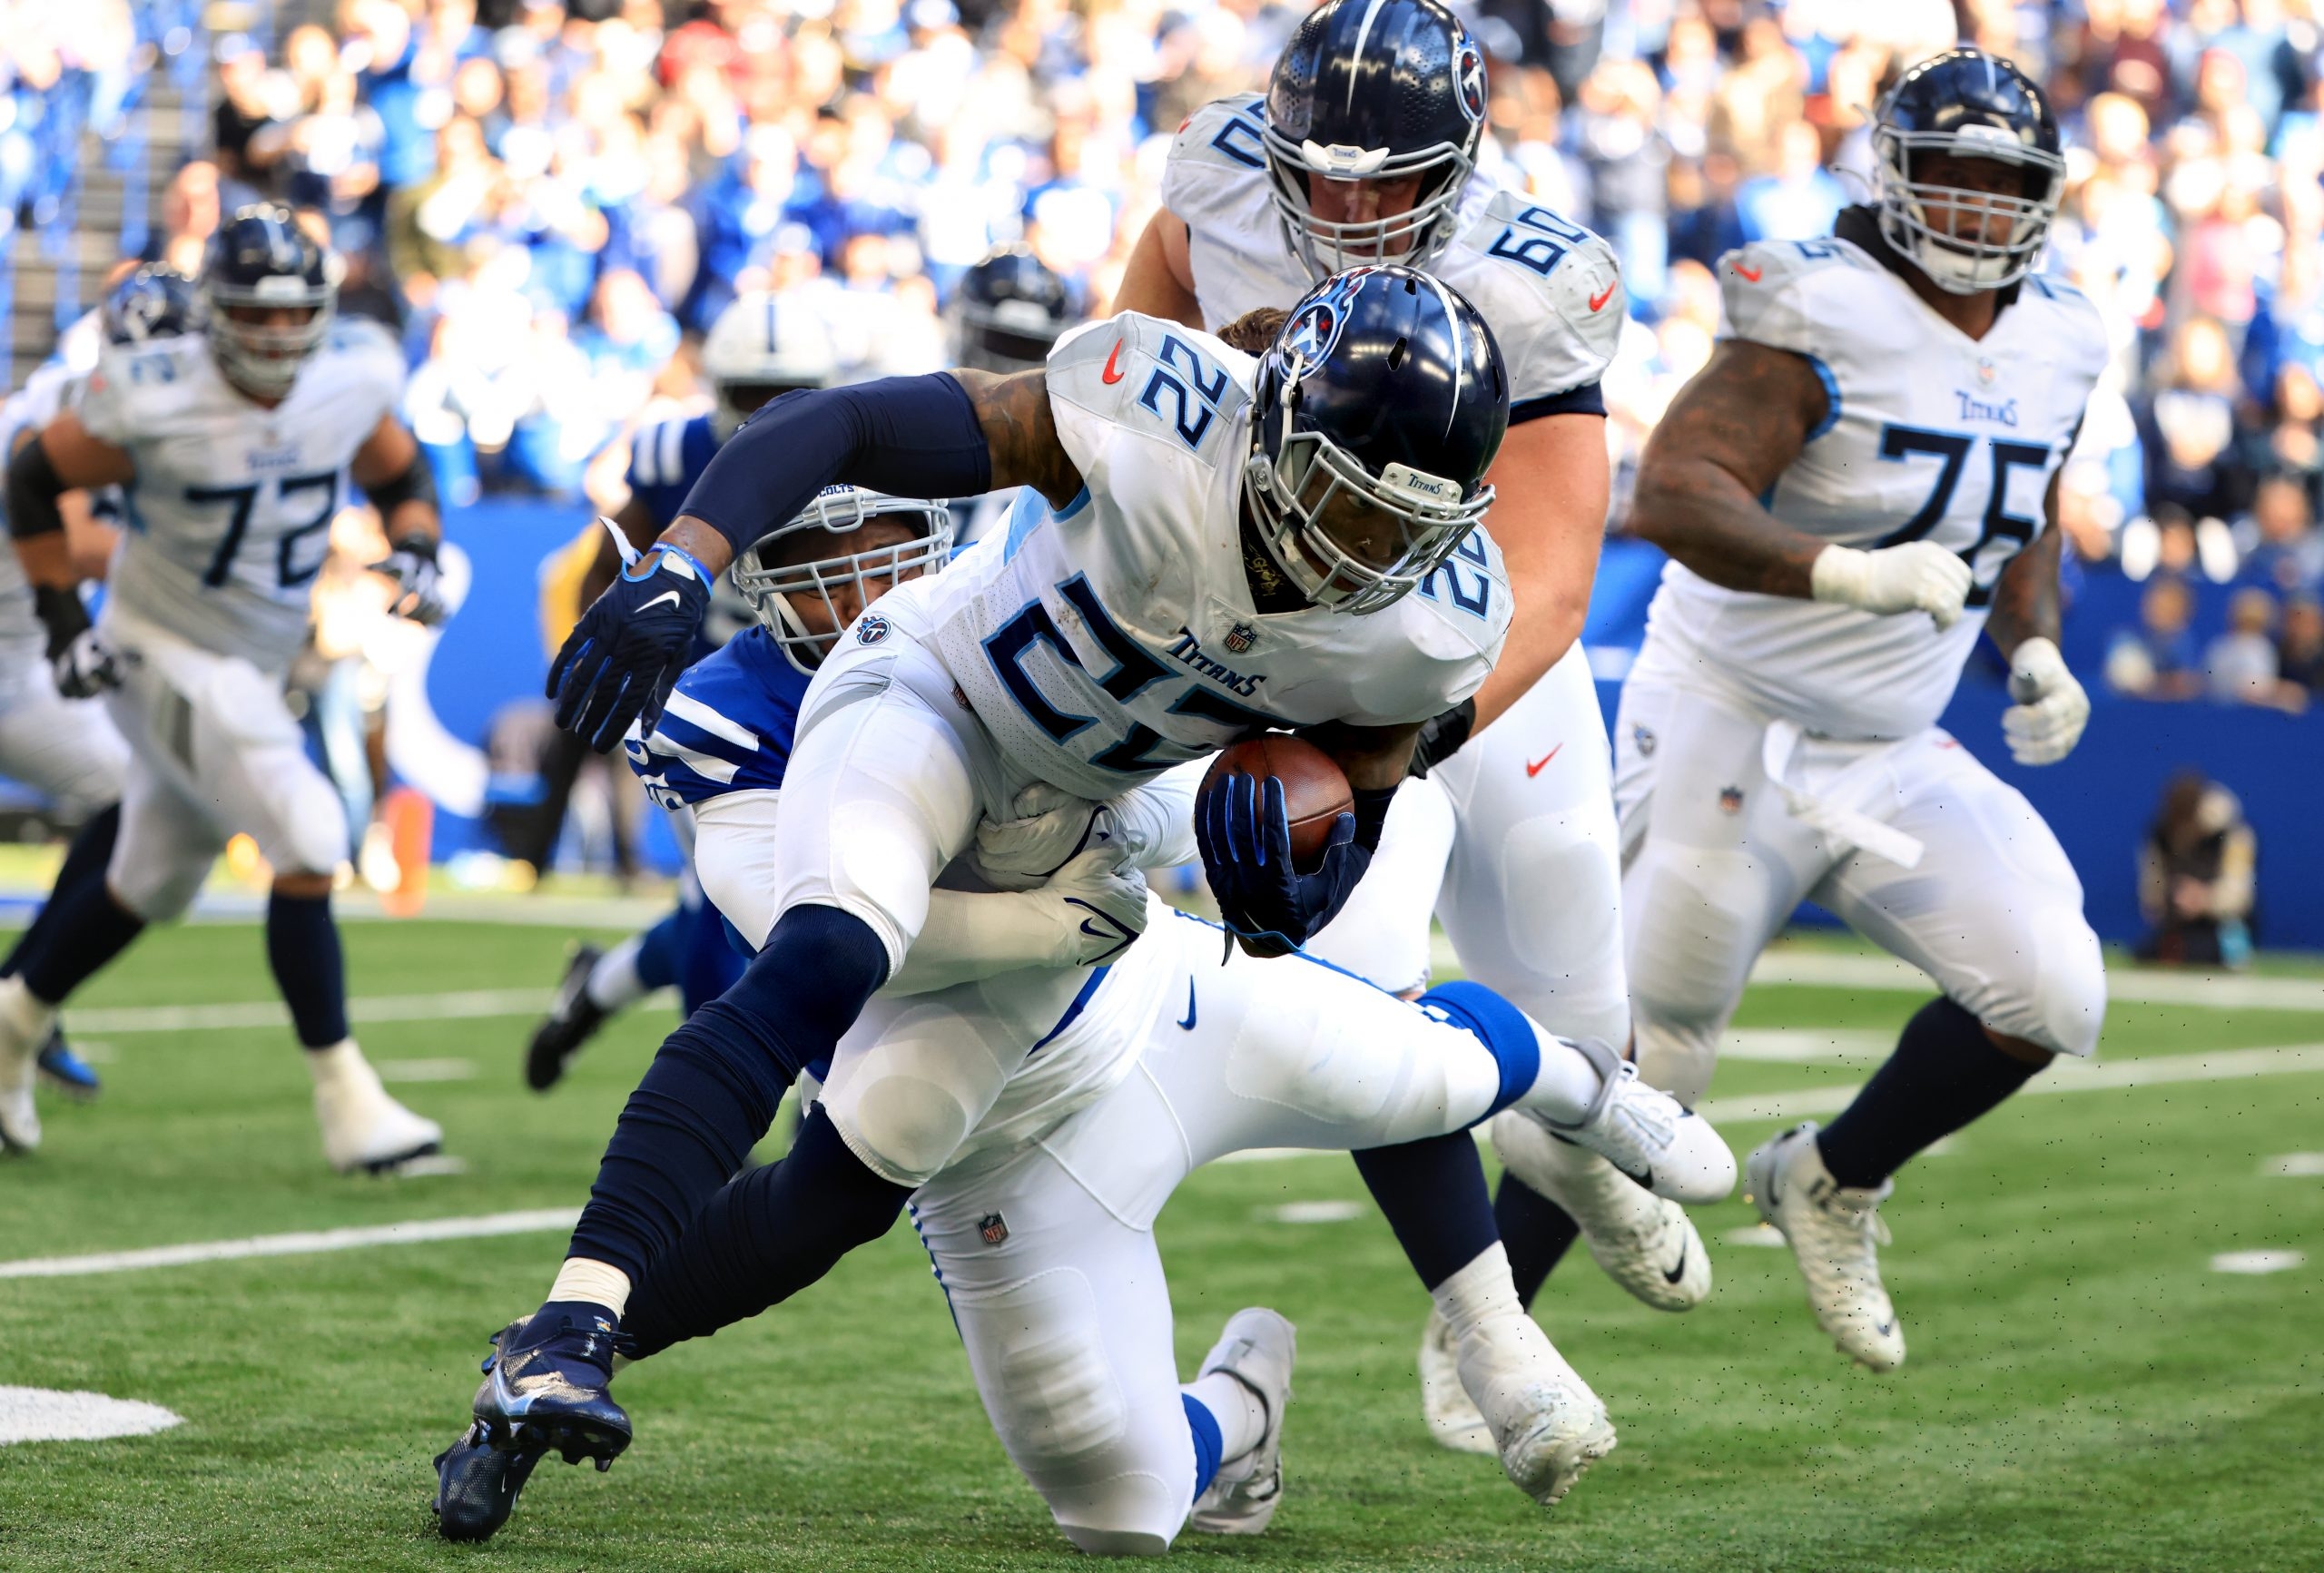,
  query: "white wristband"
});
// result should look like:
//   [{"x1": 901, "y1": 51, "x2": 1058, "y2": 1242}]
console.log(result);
[{"x1": 1808, "y1": 544, "x2": 1871, "y2": 607}]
